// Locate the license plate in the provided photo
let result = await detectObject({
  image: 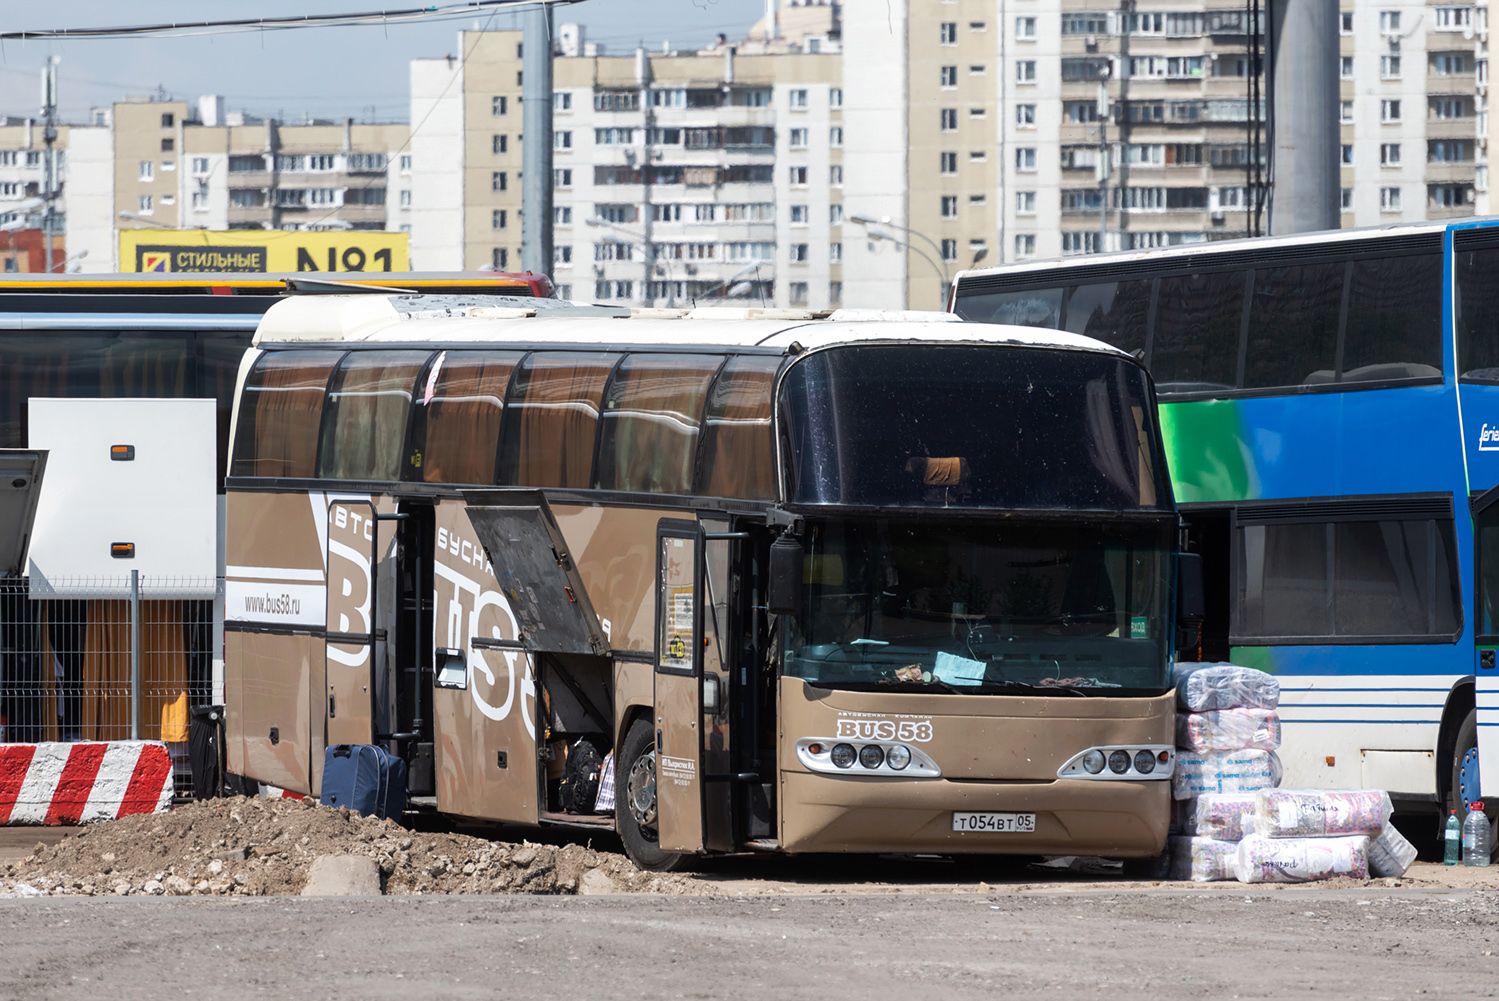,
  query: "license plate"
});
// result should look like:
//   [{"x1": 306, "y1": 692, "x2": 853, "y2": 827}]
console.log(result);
[{"x1": 952, "y1": 811, "x2": 1036, "y2": 833}]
